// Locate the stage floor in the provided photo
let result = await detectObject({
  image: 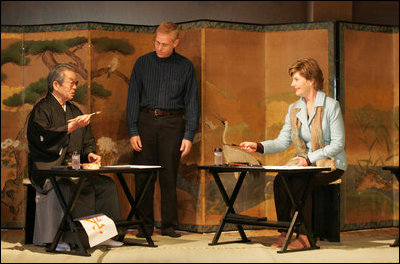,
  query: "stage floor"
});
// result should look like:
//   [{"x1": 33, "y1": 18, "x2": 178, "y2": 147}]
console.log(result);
[{"x1": 1, "y1": 228, "x2": 398, "y2": 263}]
